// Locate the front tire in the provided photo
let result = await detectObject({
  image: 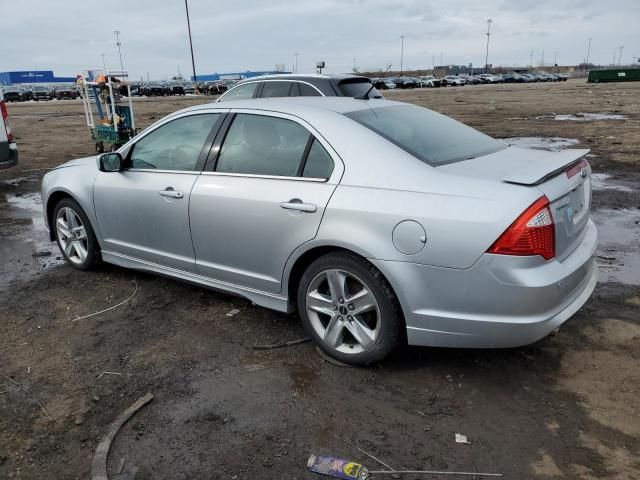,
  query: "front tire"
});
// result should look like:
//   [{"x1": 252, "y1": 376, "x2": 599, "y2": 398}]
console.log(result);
[
  {"x1": 53, "y1": 198, "x2": 101, "y2": 270},
  {"x1": 297, "y1": 252, "x2": 403, "y2": 366}
]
